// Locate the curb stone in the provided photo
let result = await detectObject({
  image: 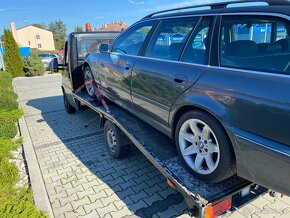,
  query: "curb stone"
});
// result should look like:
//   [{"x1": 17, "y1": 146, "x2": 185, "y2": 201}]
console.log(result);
[
  {"x1": 13, "y1": 77, "x2": 55, "y2": 218},
  {"x1": 18, "y1": 116, "x2": 54, "y2": 218}
]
